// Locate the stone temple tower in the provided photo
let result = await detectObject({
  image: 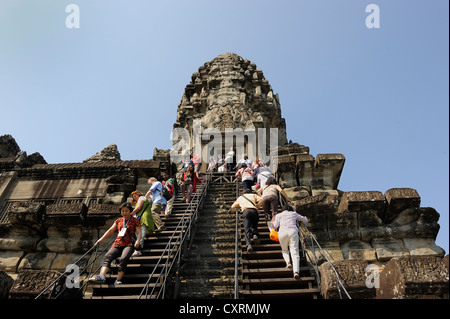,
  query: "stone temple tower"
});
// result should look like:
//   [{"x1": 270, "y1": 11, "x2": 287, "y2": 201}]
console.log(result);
[{"x1": 173, "y1": 52, "x2": 288, "y2": 162}]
